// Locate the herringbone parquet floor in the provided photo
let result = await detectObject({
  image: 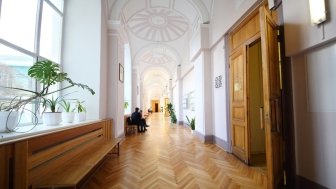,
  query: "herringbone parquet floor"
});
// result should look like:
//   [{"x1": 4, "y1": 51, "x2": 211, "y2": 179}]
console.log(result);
[{"x1": 84, "y1": 113, "x2": 267, "y2": 189}]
